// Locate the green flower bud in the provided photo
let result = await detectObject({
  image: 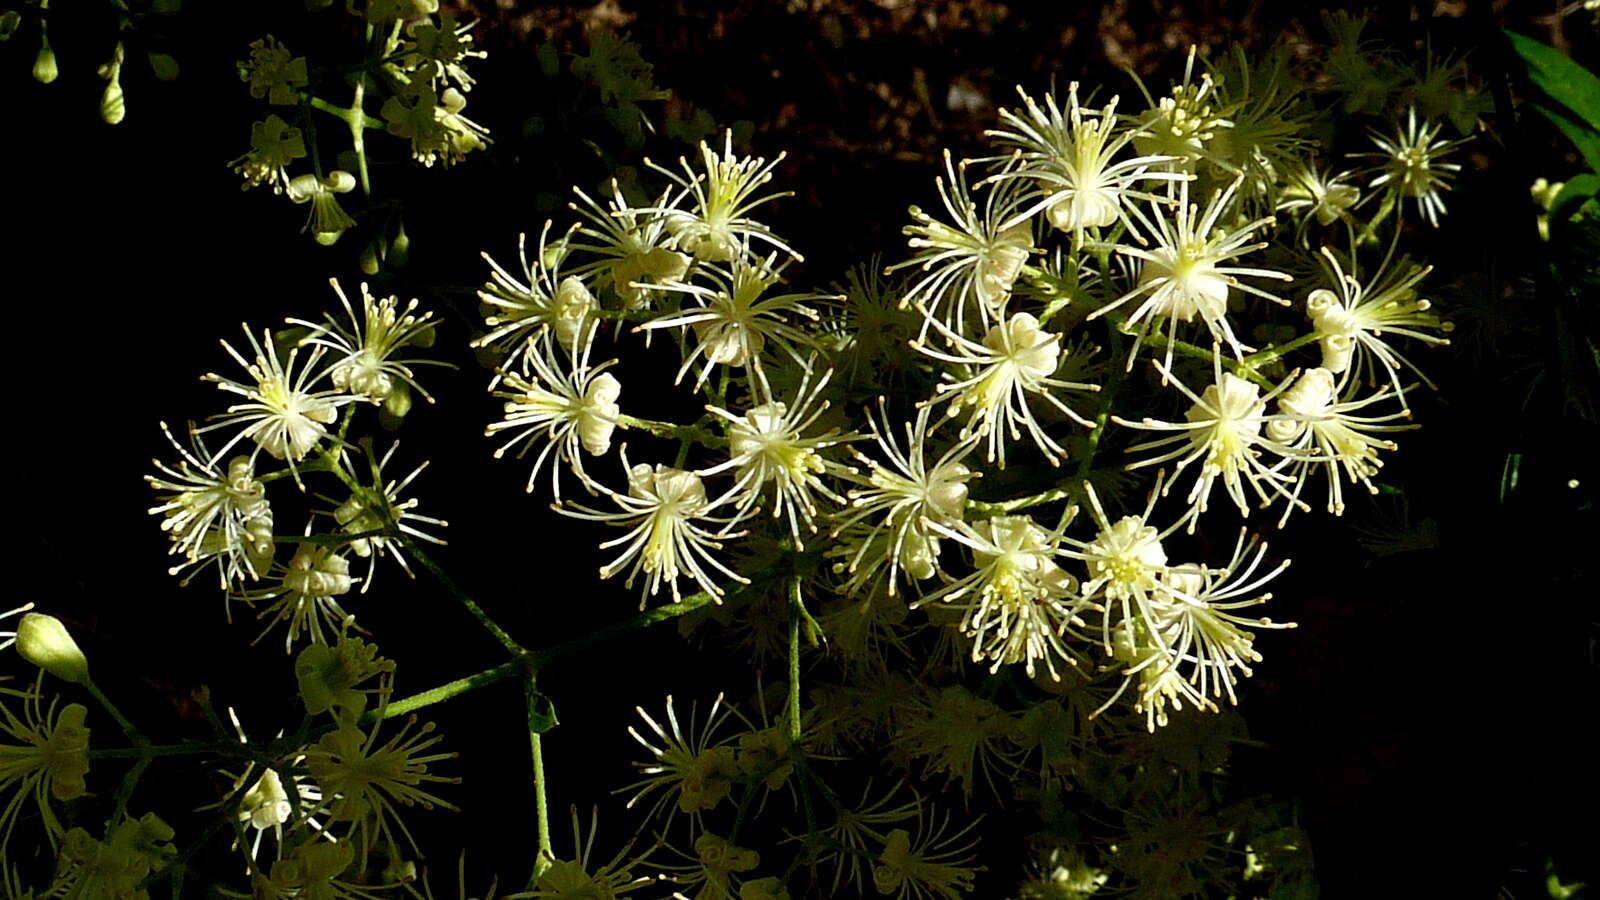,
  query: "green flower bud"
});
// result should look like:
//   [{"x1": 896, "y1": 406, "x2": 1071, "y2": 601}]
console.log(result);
[
  {"x1": 33, "y1": 43, "x2": 58, "y2": 83},
  {"x1": 1, "y1": 11, "x2": 22, "y2": 41},
  {"x1": 147, "y1": 51, "x2": 179, "y2": 81},
  {"x1": 17, "y1": 613, "x2": 91, "y2": 685}
]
